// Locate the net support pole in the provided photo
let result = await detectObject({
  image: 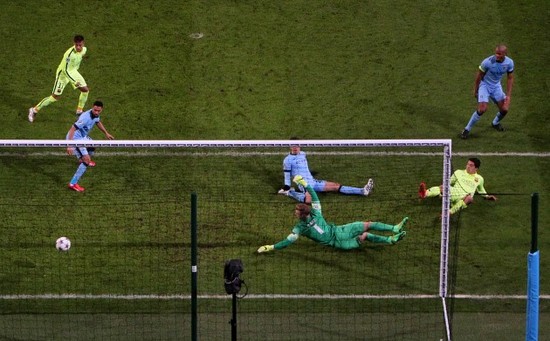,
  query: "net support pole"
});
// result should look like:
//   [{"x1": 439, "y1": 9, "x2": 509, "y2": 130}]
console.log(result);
[
  {"x1": 191, "y1": 193, "x2": 198, "y2": 341},
  {"x1": 525, "y1": 192, "x2": 539, "y2": 341}
]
